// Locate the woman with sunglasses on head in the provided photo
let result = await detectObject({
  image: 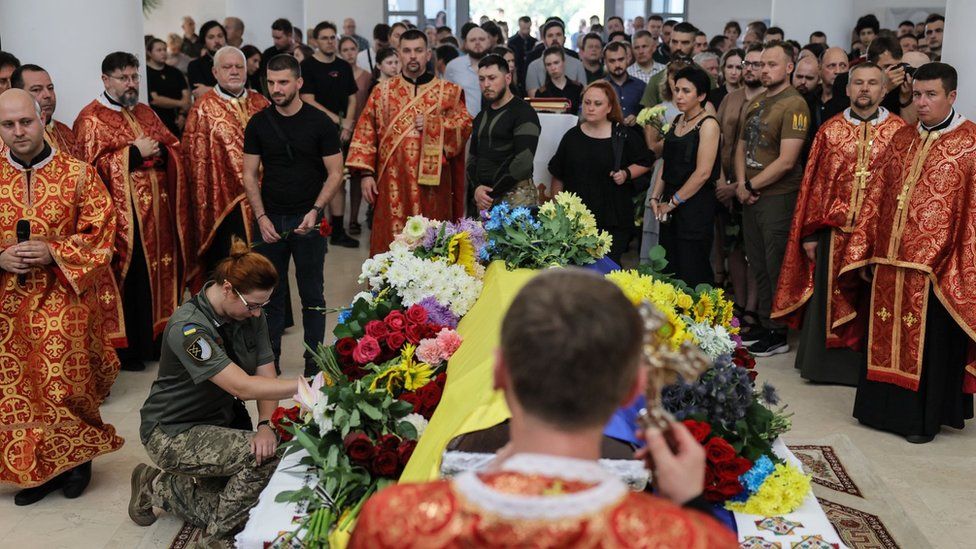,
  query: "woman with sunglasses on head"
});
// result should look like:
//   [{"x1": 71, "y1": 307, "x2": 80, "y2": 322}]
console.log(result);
[{"x1": 130, "y1": 238, "x2": 305, "y2": 545}]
